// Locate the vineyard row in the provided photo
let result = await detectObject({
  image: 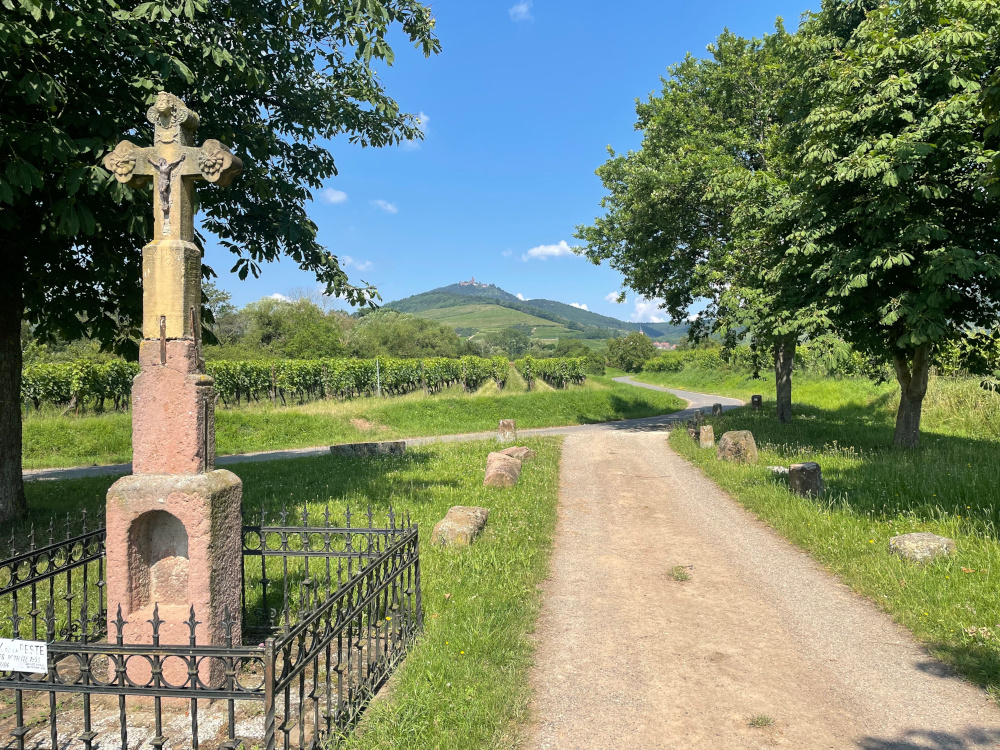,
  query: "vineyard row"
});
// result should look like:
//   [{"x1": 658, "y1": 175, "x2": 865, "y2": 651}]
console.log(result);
[{"x1": 21, "y1": 356, "x2": 589, "y2": 411}]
